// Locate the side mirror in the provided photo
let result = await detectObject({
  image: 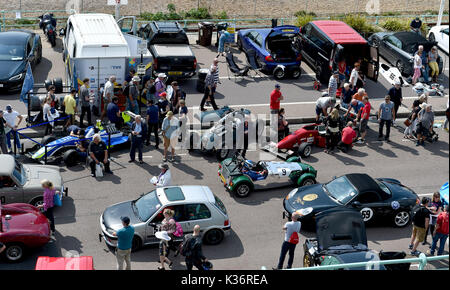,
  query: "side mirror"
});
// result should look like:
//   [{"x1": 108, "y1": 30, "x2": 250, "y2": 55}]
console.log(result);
[
  {"x1": 5, "y1": 215, "x2": 12, "y2": 221},
  {"x1": 352, "y1": 201, "x2": 362, "y2": 208}
]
